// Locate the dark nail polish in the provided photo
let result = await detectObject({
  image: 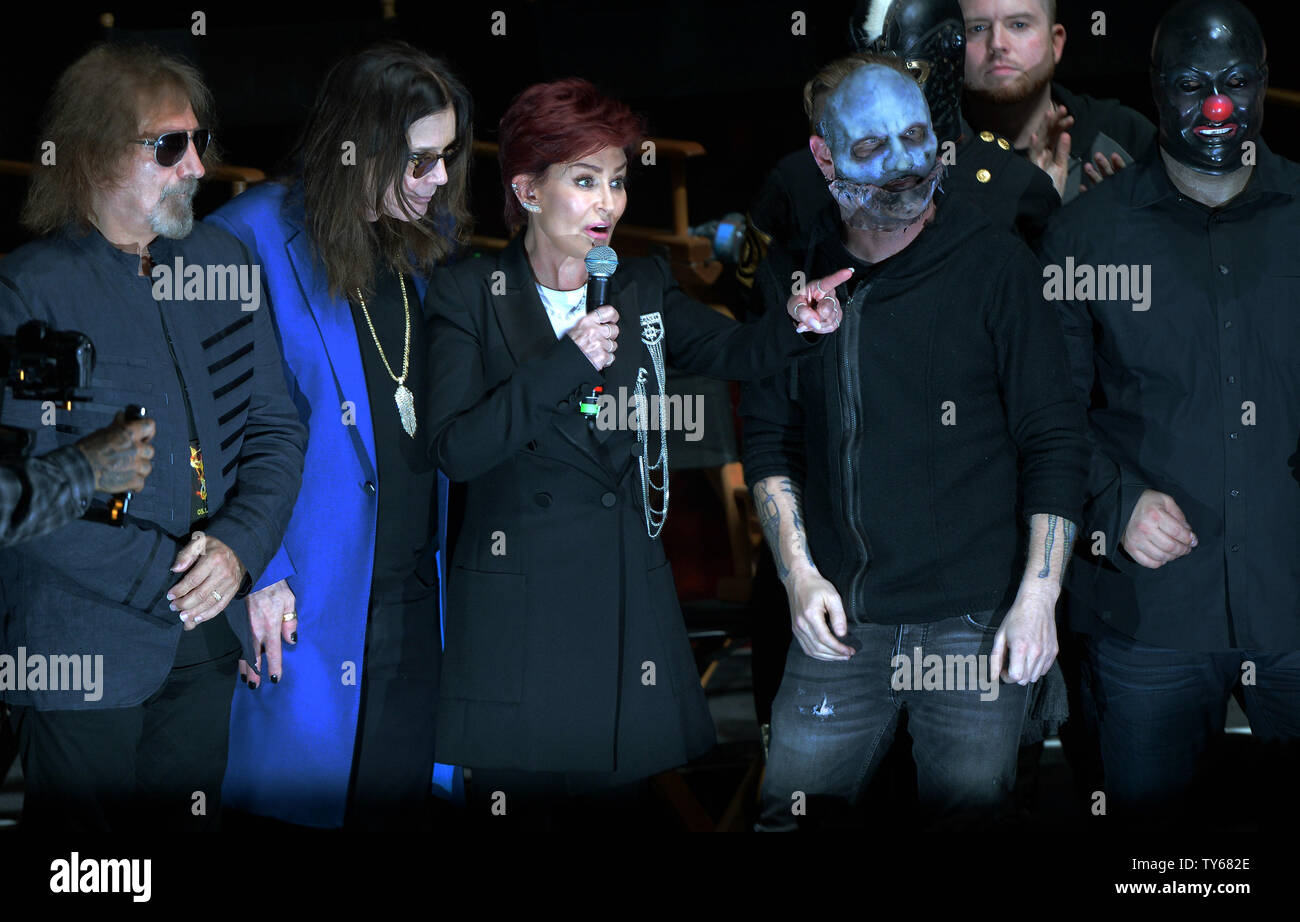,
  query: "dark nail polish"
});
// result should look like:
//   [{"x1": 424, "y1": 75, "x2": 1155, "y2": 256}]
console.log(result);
[
  {"x1": 239, "y1": 674, "x2": 247, "y2": 684},
  {"x1": 249, "y1": 681, "x2": 258, "y2": 690},
  {"x1": 271, "y1": 674, "x2": 280, "y2": 683},
  {"x1": 290, "y1": 632, "x2": 297, "y2": 644}
]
